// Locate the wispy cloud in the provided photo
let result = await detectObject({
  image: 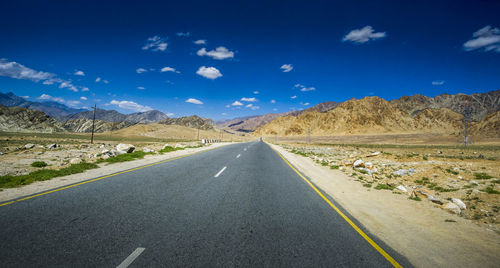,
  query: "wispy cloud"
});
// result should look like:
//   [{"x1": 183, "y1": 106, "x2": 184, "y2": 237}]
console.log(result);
[
  {"x1": 343, "y1": 26, "x2": 386, "y2": 43},
  {"x1": 197, "y1": 46, "x2": 234, "y2": 60},
  {"x1": 290, "y1": 95, "x2": 297, "y2": 99},
  {"x1": 137, "y1": 86, "x2": 145, "y2": 90},
  {"x1": 109, "y1": 100, "x2": 152, "y2": 112},
  {"x1": 74, "y1": 70, "x2": 85, "y2": 76},
  {"x1": 160, "y1": 66, "x2": 180, "y2": 73},
  {"x1": 432, "y1": 80, "x2": 445, "y2": 85},
  {"x1": 245, "y1": 103, "x2": 260, "y2": 110},
  {"x1": 463, "y1": 25, "x2": 500, "y2": 52},
  {"x1": 80, "y1": 96, "x2": 87, "y2": 100},
  {"x1": 270, "y1": 99, "x2": 276, "y2": 104},
  {"x1": 294, "y1": 84, "x2": 316, "y2": 92},
  {"x1": 280, "y1": 64, "x2": 293, "y2": 72},
  {"x1": 231, "y1": 101, "x2": 243, "y2": 106},
  {"x1": 142, "y1": 36, "x2": 168, "y2": 51},
  {"x1": 38, "y1": 94, "x2": 64, "y2": 103},
  {"x1": 253, "y1": 91, "x2": 259, "y2": 95},
  {"x1": 0, "y1": 59, "x2": 54, "y2": 82},
  {"x1": 186, "y1": 98, "x2": 203, "y2": 105},
  {"x1": 241, "y1": 97, "x2": 257, "y2": 102},
  {"x1": 301, "y1": 102, "x2": 310, "y2": 106},
  {"x1": 196, "y1": 66, "x2": 222, "y2": 79},
  {"x1": 136, "y1": 68, "x2": 148, "y2": 74},
  {"x1": 194, "y1": 39, "x2": 206, "y2": 45},
  {"x1": 95, "y1": 77, "x2": 101, "y2": 82},
  {"x1": 166, "y1": 112, "x2": 174, "y2": 117},
  {"x1": 176, "y1": 32, "x2": 190, "y2": 37}
]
